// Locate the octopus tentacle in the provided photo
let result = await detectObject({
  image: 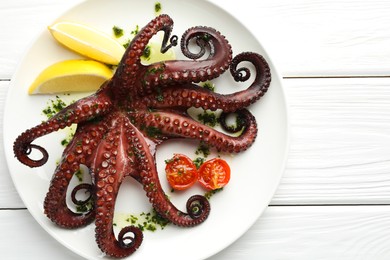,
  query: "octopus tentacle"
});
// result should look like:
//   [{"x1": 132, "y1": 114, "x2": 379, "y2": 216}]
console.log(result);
[
  {"x1": 113, "y1": 14, "x2": 177, "y2": 96},
  {"x1": 43, "y1": 121, "x2": 108, "y2": 228},
  {"x1": 131, "y1": 109, "x2": 257, "y2": 153},
  {"x1": 140, "y1": 26, "x2": 232, "y2": 93},
  {"x1": 127, "y1": 121, "x2": 210, "y2": 226},
  {"x1": 71, "y1": 183, "x2": 93, "y2": 206},
  {"x1": 94, "y1": 164, "x2": 143, "y2": 258},
  {"x1": 13, "y1": 89, "x2": 112, "y2": 167},
  {"x1": 92, "y1": 114, "x2": 143, "y2": 258},
  {"x1": 227, "y1": 52, "x2": 271, "y2": 108},
  {"x1": 134, "y1": 52, "x2": 270, "y2": 112}
]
